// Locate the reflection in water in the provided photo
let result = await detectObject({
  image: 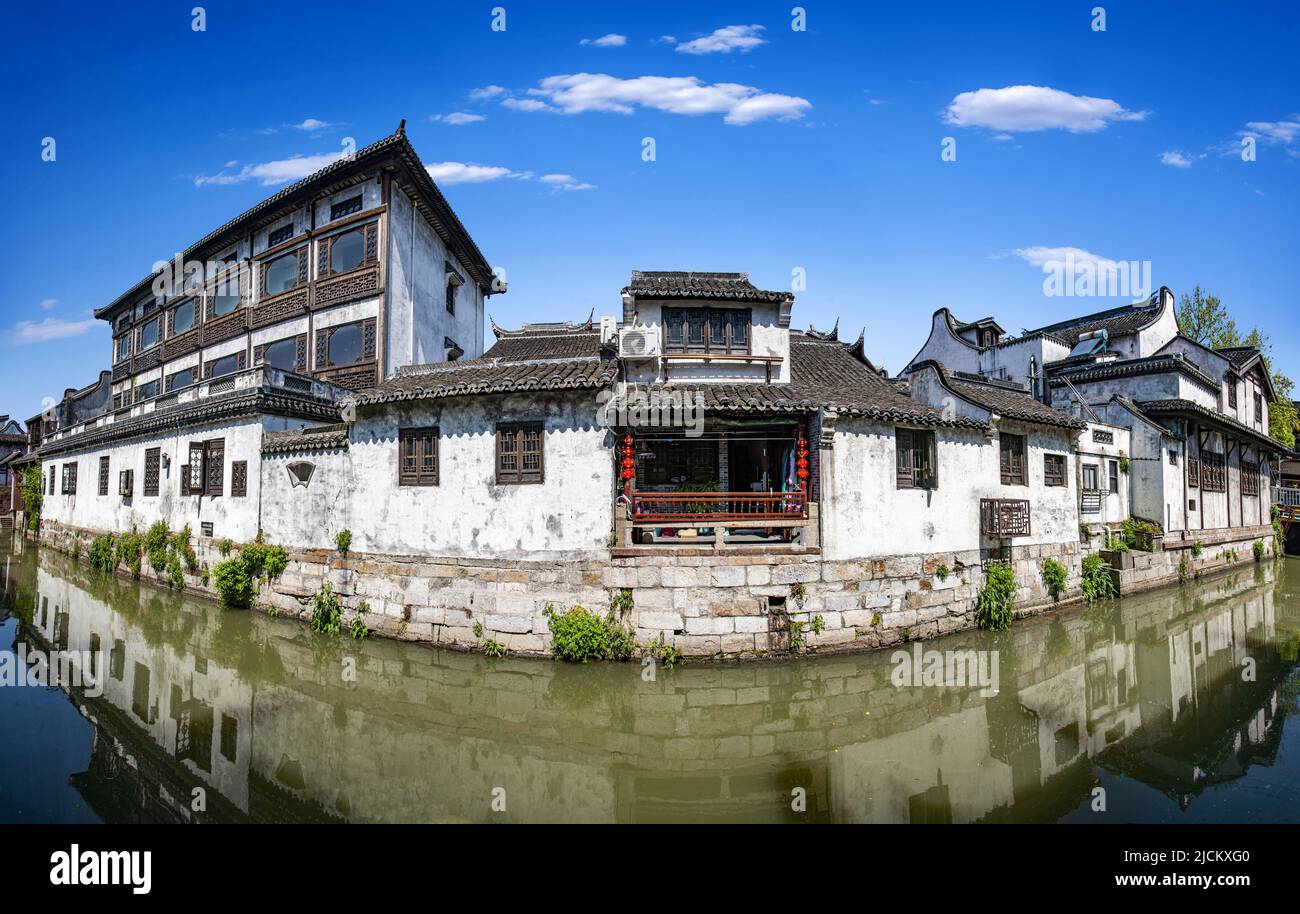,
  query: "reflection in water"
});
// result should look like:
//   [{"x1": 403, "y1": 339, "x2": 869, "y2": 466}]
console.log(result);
[{"x1": 3, "y1": 537, "x2": 1300, "y2": 823}]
